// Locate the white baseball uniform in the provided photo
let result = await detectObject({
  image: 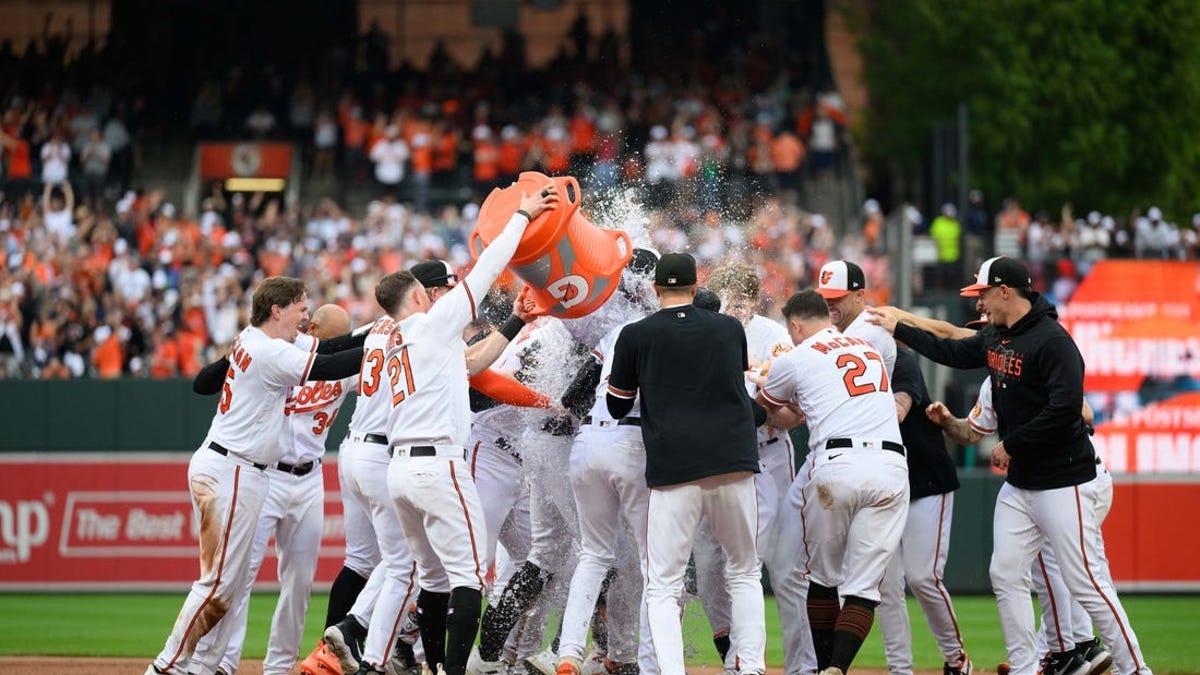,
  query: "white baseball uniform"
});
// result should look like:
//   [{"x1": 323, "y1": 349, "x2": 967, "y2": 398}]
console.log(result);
[
  {"x1": 969, "y1": 379, "x2": 1118, "y2": 659},
  {"x1": 774, "y1": 310, "x2": 895, "y2": 675},
  {"x1": 338, "y1": 315, "x2": 421, "y2": 672},
  {"x1": 559, "y1": 320, "x2": 659, "y2": 675},
  {"x1": 385, "y1": 210, "x2": 533, "y2": 599},
  {"x1": 693, "y1": 313, "x2": 811, "y2": 674},
  {"x1": 469, "y1": 335, "x2": 535, "y2": 574},
  {"x1": 762, "y1": 326, "x2": 908, "y2": 603},
  {"x1": 200, "y1": 330, "x2": 354, "y2": 675},
  {"x1": 151, "y1": 326, "x2": 318, "y2": 675}
]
